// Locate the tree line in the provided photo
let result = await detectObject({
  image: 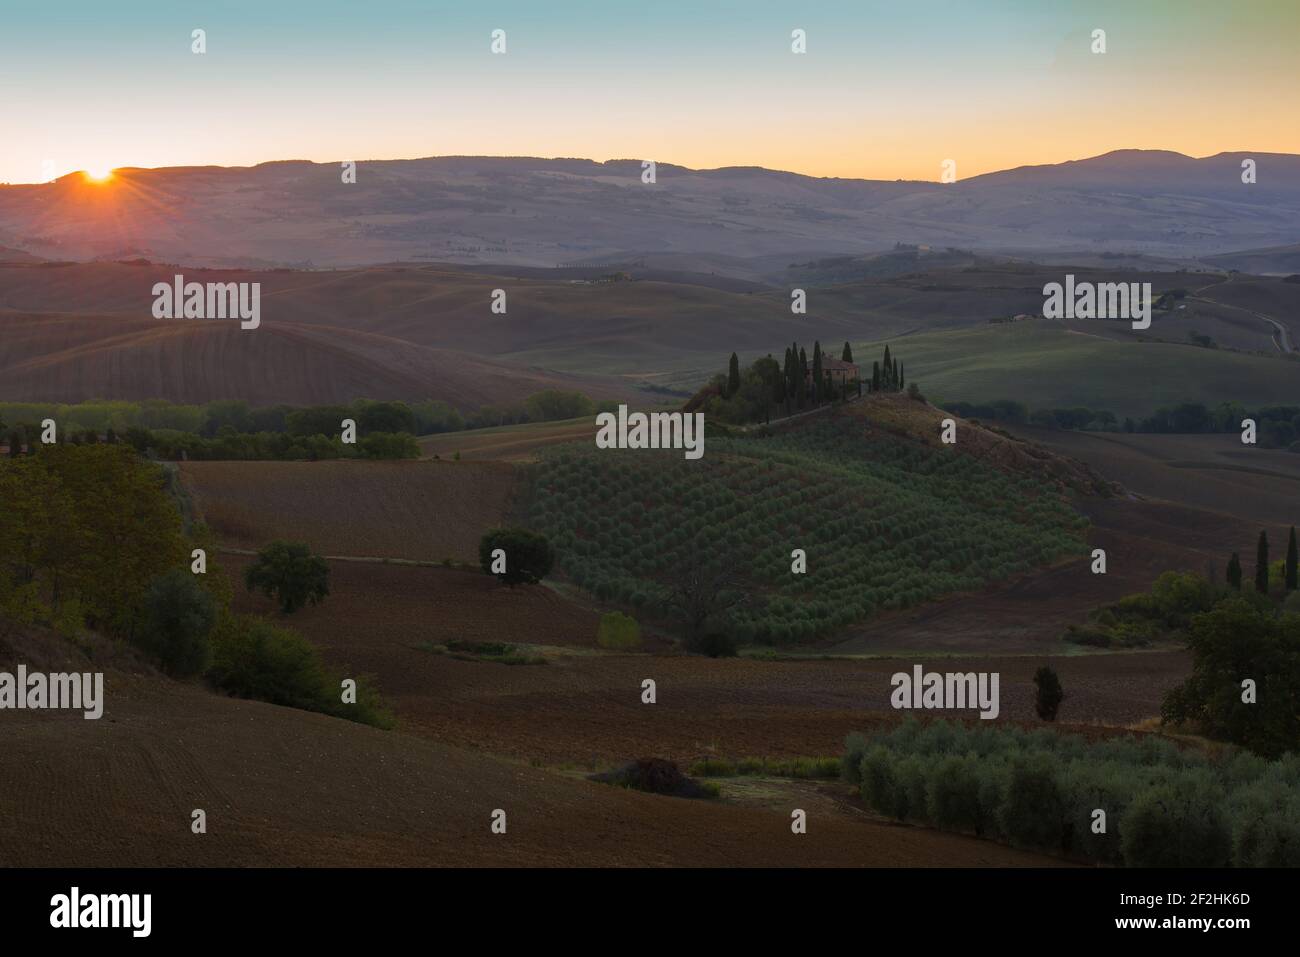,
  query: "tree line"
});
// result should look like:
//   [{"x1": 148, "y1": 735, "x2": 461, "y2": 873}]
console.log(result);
[
  {"x1": 693, "y1": 341, "x2": 915, "y2": 426},
  {"x1": 945, "y1": 399, "x2": 1300, "y2": 450}
]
